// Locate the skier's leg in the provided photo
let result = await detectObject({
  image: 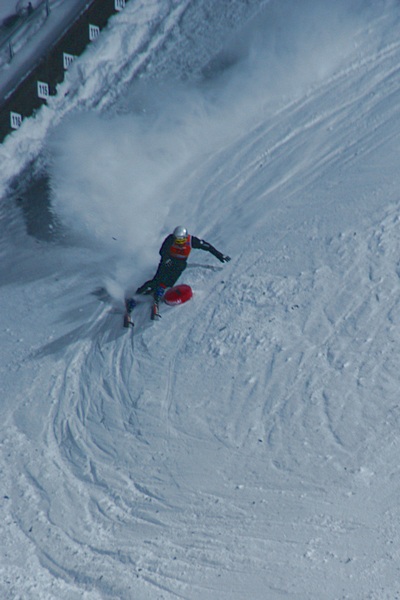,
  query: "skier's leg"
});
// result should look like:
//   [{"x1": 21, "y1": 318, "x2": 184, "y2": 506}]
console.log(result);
[
  {"x1": 153, "y1": 283, "x2": 167, "y2": 304},
  {"x1": 136, "y1": 279, "x2": 155, "y2": 295},
  {"x1": 125, "y1": 297, "x2": 136, "y2": 313},
  {"x1": 161, "y1": 262, "x2": 187, "y2": 289},
  {"x1": 137, "y1": 257, "x2": 168, "y2": 294},
  {"x1": 149, "y1": 261, "x2": 187, "y2": 319}
]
